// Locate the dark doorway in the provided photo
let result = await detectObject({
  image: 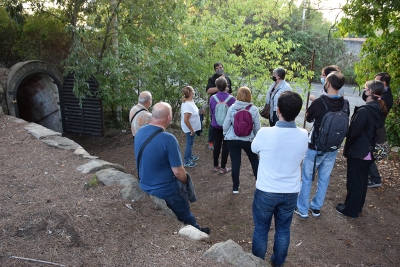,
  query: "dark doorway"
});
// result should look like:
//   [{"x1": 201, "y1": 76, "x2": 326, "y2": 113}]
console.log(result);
[{"x1": 17, "y1": 73, "x2": 63, "y2": 132}]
